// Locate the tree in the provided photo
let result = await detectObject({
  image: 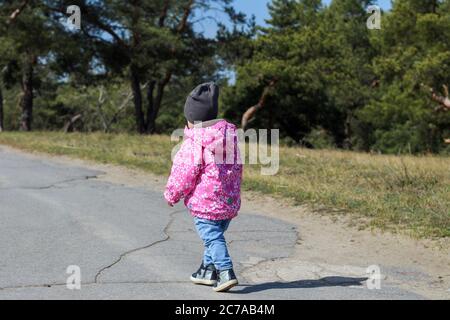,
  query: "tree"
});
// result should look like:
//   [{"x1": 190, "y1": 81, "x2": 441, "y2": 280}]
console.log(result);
[
  {"x1": 224, "y1": 0, "x2": 375, "y2": 147},
  {"x1": 360, "y1": 0, "x2": 450, "y2": 153},
  {"x1": 0, "y1": 1, "x2": 54, "y2": 131},
  {"x1": 46, "y1": 0, "x2": 247, "y2": 134},
  {"x1": 225, "y1": 0, "x2": 449, "y2": 153},
  {"x1": 0, "y1": 35, "x2": 20, "y2": 131},
  {"x1": 223, "y1": 0, "x2": 324, "y2": 143},
  {"x1": 320, "y1": 0, "x2": 375, "y2": 149}
]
